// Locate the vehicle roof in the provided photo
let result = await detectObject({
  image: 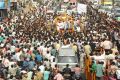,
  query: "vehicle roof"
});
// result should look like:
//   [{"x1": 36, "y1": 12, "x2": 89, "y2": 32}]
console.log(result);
[{"x1": 59, "y1": 47, "x2": 75, "y2": 56}]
